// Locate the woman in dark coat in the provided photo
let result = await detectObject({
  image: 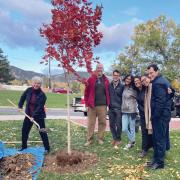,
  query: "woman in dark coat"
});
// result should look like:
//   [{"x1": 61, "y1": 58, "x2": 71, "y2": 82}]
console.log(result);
[
  {"x1": 134, "y1": 76, "x2": 153, "y2": 157},
  {"x1": 18, "y1": 76, "x2": 50, "y2": 153}
]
